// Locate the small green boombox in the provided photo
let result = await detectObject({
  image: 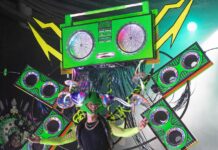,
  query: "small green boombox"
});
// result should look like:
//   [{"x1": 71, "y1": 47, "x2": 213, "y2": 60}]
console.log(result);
[
  {"x1": 15, "y1": 65, "x2": 65, "y2": 107},
  {"x1": 142, "y1": 99, "x2": 196, "y2": 150},
  {"x1": 60, "y1": 2, "x2": 156, "y2": 69},
  {"x1": 22, "y1": 110, "x2": 70, "y2": 150},
  {"x1": 152, "y1": 42, "x2": 212, "y2": 97}
]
